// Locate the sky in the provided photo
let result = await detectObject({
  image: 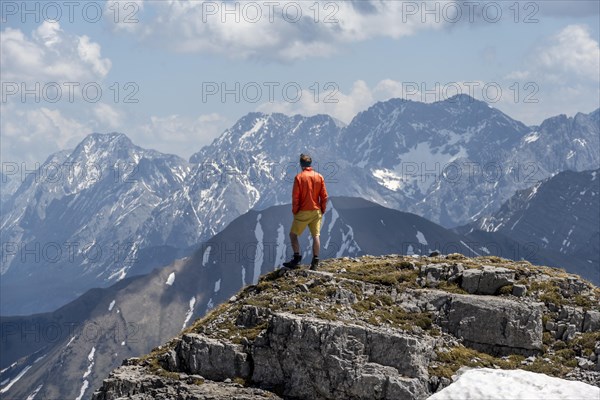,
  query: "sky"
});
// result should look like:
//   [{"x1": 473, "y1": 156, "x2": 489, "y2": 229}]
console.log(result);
[{"x1": 1, "y1": 0, "x2": 599, "y2": 165}]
